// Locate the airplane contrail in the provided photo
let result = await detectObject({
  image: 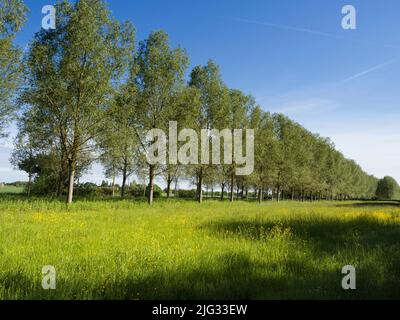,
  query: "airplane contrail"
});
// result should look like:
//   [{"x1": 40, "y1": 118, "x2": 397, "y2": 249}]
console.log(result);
[
  {"x1": 341, "y1": 58, "x2": 399, "y2": 83},
  {"x1": 231, "y1": 17, "x2": 338, "y2": 38},
  {"x1": 228, "y1": 16, "x2": 400, "y2": 49}
]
